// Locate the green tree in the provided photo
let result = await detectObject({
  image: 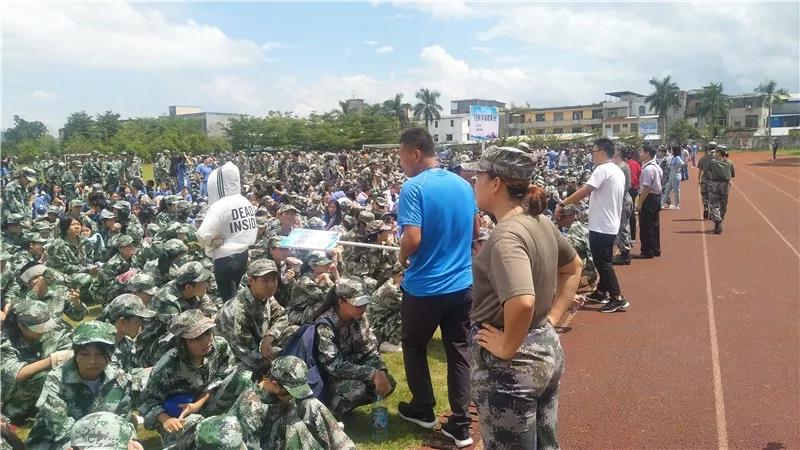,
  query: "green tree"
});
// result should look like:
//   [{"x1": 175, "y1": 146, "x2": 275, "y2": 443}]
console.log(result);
[
  {"x1": 337, "y1": 101, "x2": 352, "y2": 118},
  {"x1": 755, "y1": 79, "x2": 789, "y2": 148},
  {"x1": 697, "y1": 82, "x2": 731, "y2": 139},
  {"x1": 646, "y1": 75, "x2": 682, "y2": 144},
  {"x1": 382, "y1": 93, "x2": 412, "y2": 128},
  {"x1": 413, "y1": 88, "x2": 443, "y2": 127},
  {"x1": 62, "y1": 111, "x2": 96, "y2": 142},
  {"x1": 95, "y1": 111, "x2": 121, "y2": 143},
  {"x1": 2, "y1": 115, "x2": 48, "y2": 146},
  {"x1": 667, "y1": 117, "x2": 702, "y2": 143}
]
